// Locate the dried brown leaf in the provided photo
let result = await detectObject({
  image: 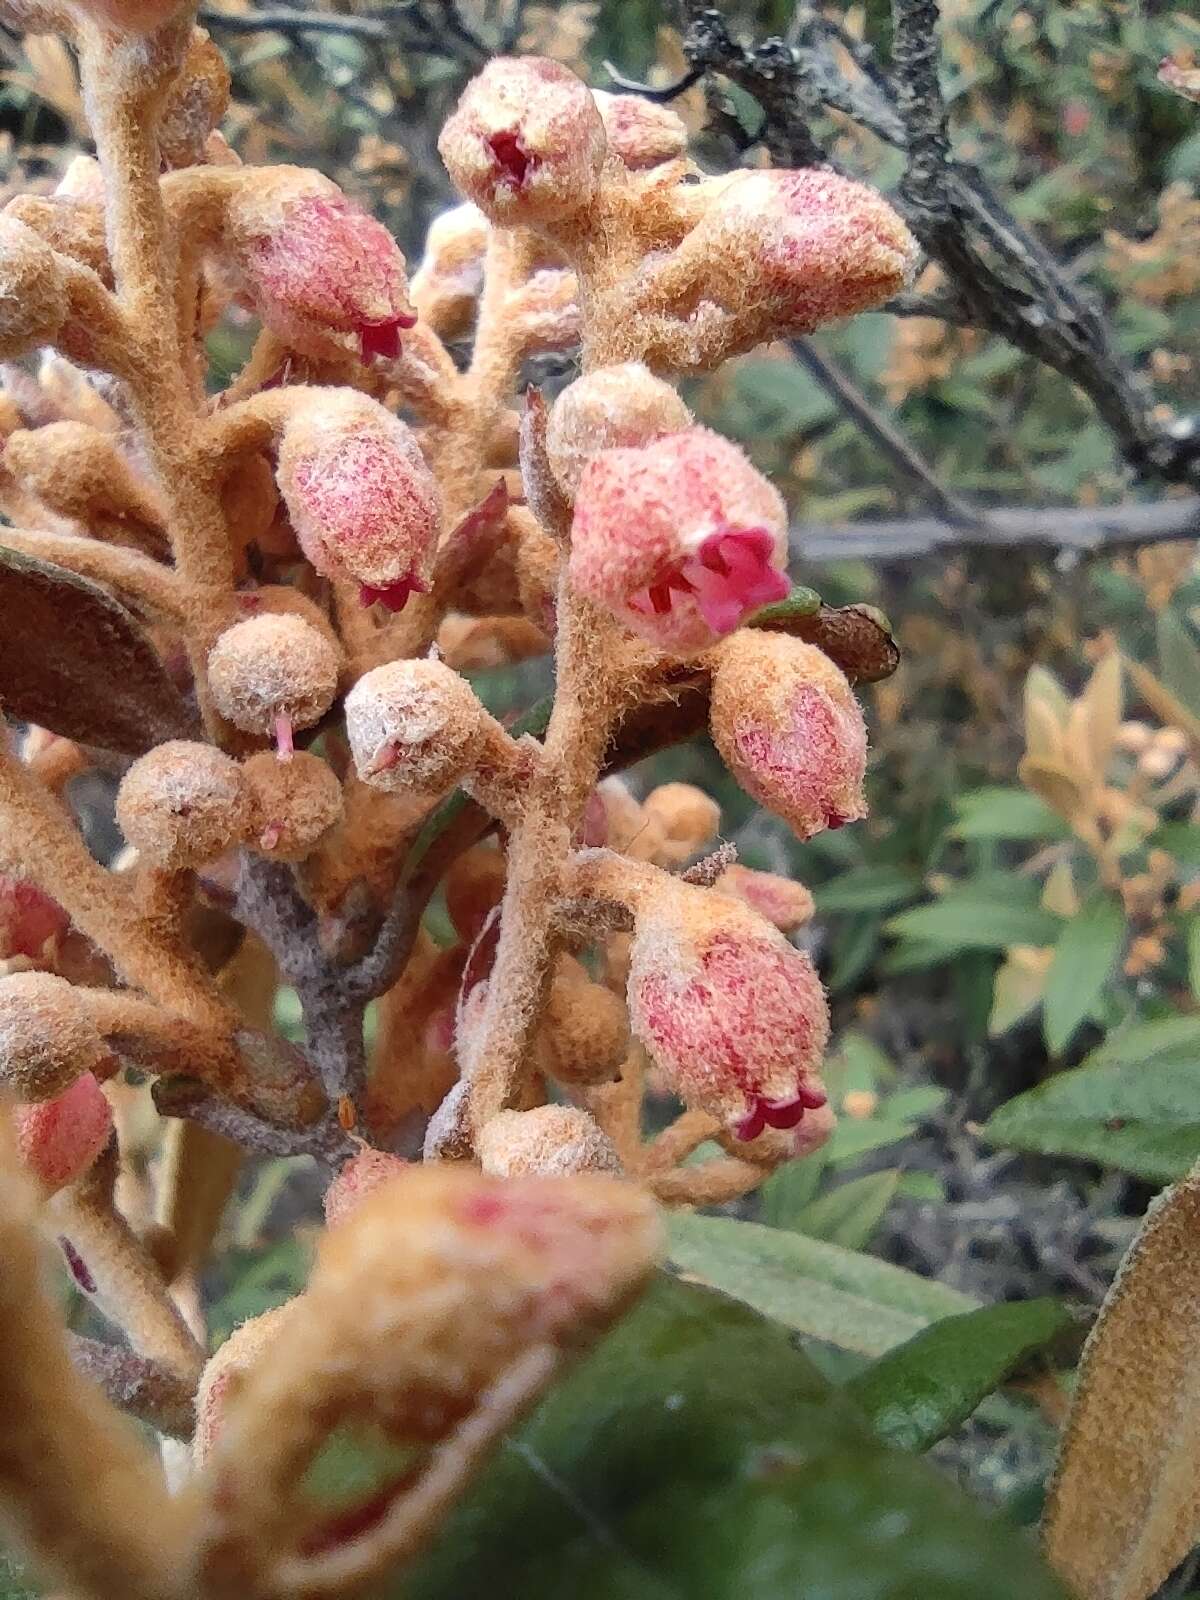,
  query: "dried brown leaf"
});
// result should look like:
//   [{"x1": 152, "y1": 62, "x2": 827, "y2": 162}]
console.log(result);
[
  {"x1": 0, "y1": 545, "x2": 195, "y2": 754},
  {"x1": 1044, "y1": 1164, "x2": 1200, "y2": 1600},
  {"x1": 760, "y1": 602, "x2": 900, "y2": 684}
]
